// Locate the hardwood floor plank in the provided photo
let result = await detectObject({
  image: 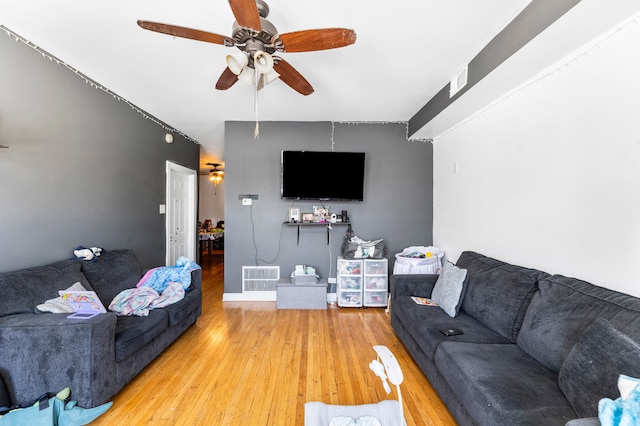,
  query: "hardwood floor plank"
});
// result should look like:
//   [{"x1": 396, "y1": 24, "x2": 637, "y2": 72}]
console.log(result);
[{"x1": 91, "y1": 252, "x2": 456, "y2": 425}]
